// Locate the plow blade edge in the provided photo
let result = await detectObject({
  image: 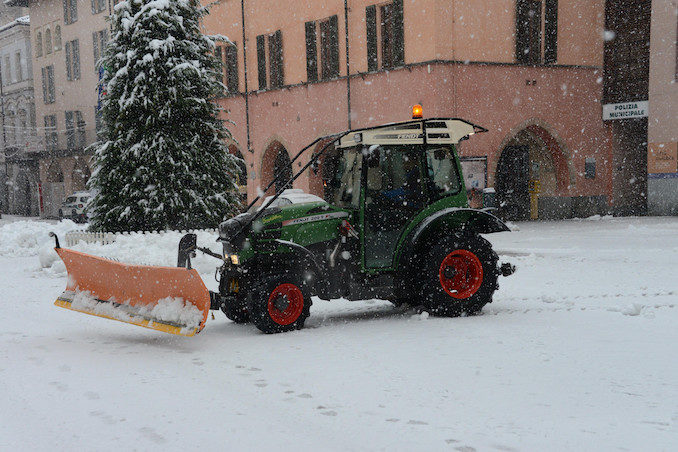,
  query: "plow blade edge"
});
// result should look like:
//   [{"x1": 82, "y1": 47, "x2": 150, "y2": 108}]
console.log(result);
[{"x1": 54, "y1": 248, "x2": 210, "y2": 336}]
